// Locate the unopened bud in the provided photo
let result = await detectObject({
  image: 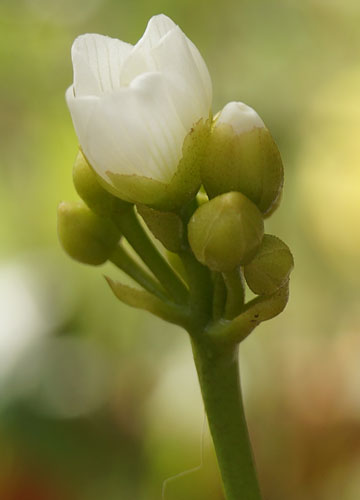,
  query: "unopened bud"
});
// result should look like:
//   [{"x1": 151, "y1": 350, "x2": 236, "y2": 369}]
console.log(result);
[
  {"x1": 188, "y1": 192, "x2": 264, "y2": 272},
  {"x1": 244, "y1": 235, "x2": 294, "y2": 295},
  {"x1": 202, "y1": 102, "x2": 283, "y2": 215},
  {"x1": 73, "y1": 150, "x2": 131, "y2": 217},
  {"x1": 57, "y1": 201, "x2": 121, "y2": 265}
]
